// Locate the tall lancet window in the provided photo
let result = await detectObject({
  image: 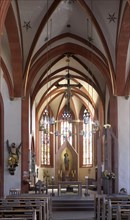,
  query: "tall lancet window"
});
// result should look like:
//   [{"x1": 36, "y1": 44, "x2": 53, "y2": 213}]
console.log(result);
[
  {"x1": 61, "y1": 111, "x2": 72, "y2": 145},
  {"x1": 40, "y1": 110, "x2": 50, "y2": 165},
  {"x1": 83, "y1": 117, "x2": 93, "y2": 166}
]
